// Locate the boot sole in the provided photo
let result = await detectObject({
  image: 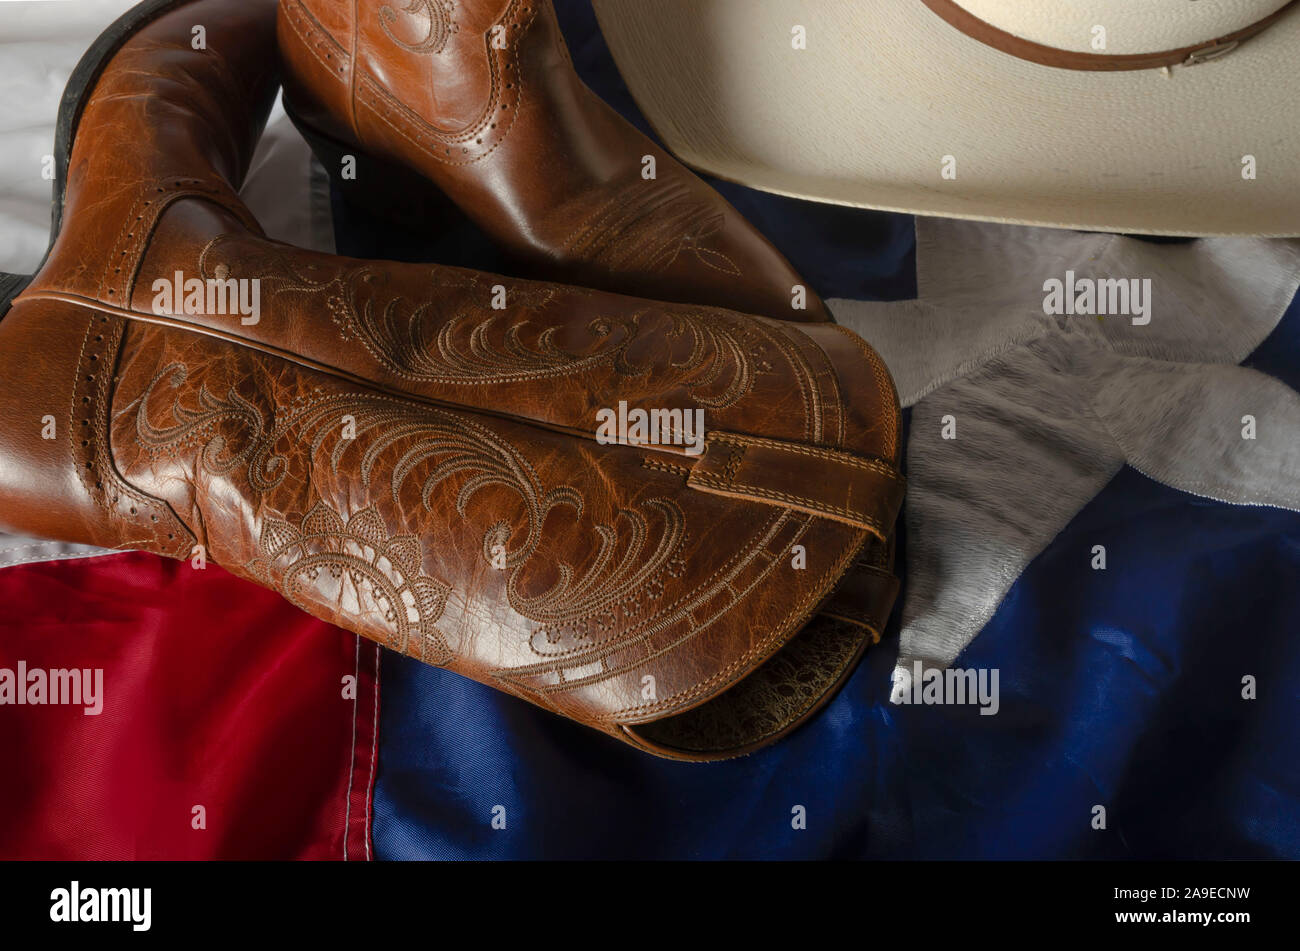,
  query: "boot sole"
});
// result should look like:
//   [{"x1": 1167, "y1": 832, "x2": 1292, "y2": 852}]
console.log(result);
[{"x1": 0, "y1": 0, "x2": 192, "y2": 318}]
